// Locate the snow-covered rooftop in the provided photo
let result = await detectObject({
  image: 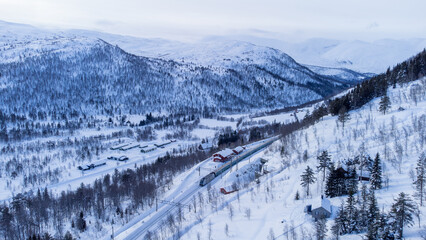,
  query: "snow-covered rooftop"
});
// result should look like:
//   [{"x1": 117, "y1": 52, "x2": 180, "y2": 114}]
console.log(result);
[
  {"x1": 311, "y1": 196, "x2": 331, "y2": 213},
  {"x1": 200, "y1": 142, "x2": 213, "y2": 149},
  {"x1": 214, "y1": 148, "x2": 235, "y2": 158},
  {"x1": 233, "y1": 146, "x2": 244, "y2": 153}
]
